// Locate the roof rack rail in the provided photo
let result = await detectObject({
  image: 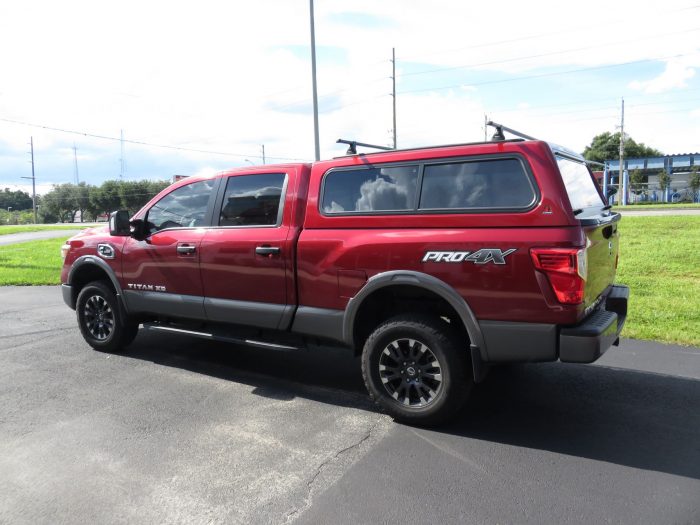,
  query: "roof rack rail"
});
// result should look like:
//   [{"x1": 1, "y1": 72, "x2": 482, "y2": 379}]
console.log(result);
[
  {"x1": 336, "y1": 139, "x2": 394, "y2": 155},
  {"x1": 486, "y1": 121, "x2": 537, "y2": 142}
]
